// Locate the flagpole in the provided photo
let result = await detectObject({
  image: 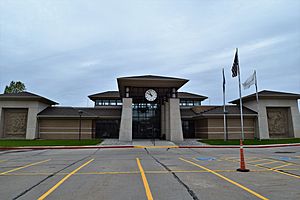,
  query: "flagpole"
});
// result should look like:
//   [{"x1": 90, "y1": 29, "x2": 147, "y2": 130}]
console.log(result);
[
  {"x1": 254, "y1": 70, "x2": 260, "y2": 139},
  {"x1": 237, "y1": 51, "x2": 245, "y2": 141},
  {"x1": 222, "y1": 68, "x2": 227, "y2": 141}
]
